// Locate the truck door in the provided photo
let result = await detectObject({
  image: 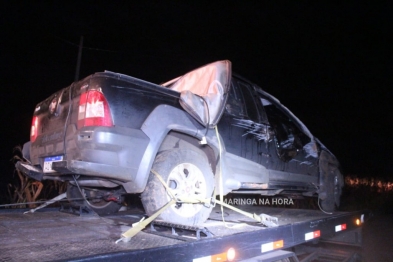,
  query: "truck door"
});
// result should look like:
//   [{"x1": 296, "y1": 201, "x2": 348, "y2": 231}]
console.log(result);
[
  {"x1": 218, "y1": 79, "x2": 271, "y2": 164},
  {"x1": 257, "y1": 94, "x2": 319, "y2": 177}
]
